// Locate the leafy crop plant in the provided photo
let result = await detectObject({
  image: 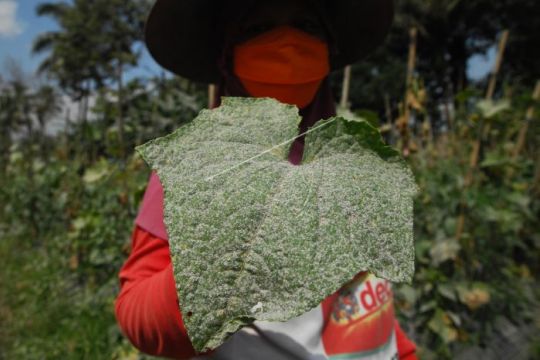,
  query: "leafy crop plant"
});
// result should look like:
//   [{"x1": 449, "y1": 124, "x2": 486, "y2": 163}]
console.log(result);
[{"x1": 137, "y1": 97, "x2": 418, "y2": 352}]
